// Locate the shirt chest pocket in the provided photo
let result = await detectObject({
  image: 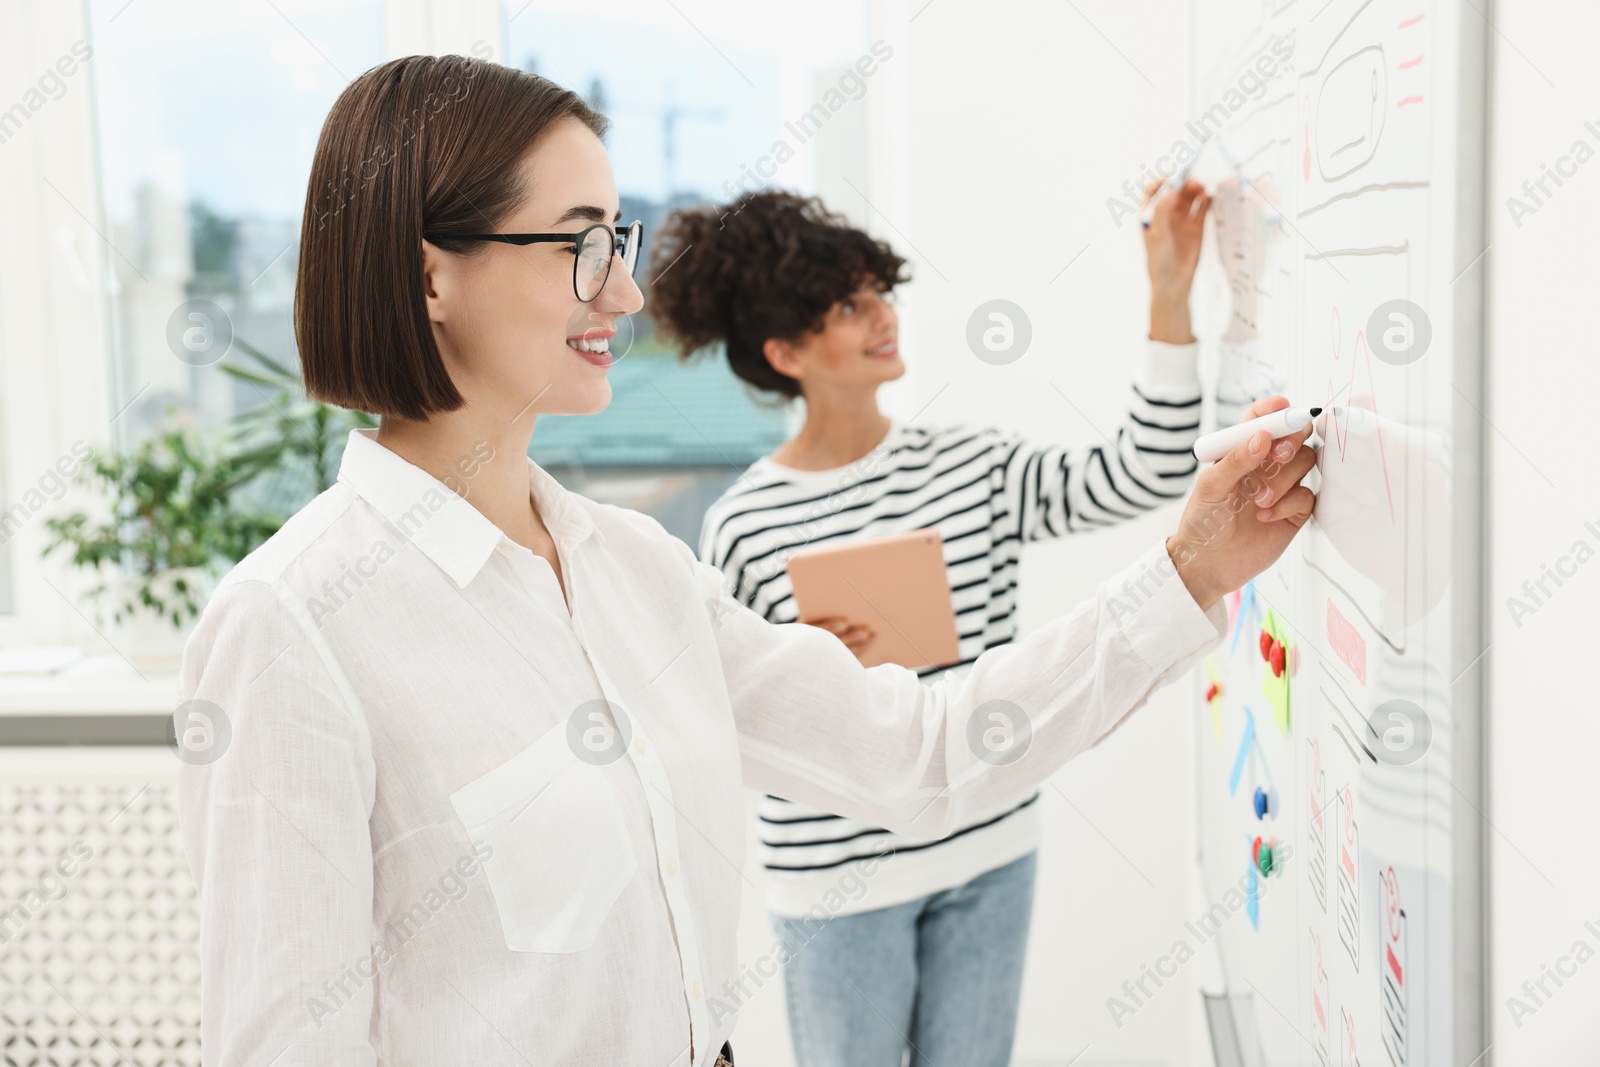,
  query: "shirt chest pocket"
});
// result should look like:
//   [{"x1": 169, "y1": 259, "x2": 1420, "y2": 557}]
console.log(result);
[{"x1": 449, "y1": 724, "x2": 637, "y2": 954}]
